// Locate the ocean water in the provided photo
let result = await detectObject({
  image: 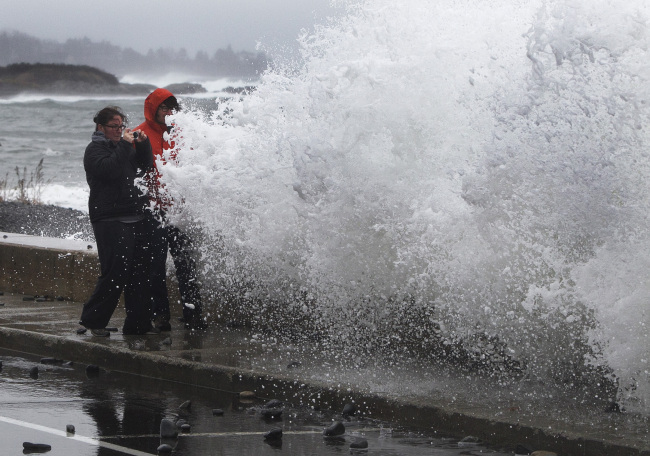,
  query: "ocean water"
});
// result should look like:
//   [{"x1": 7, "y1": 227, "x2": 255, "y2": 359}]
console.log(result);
[
  {"x1": 0, "y1": 78, "x2": 243, "y2": 211},
  {"x1": 2, "y1": 0, "x2": 650, "y2": 416}
]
